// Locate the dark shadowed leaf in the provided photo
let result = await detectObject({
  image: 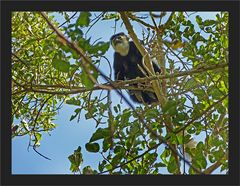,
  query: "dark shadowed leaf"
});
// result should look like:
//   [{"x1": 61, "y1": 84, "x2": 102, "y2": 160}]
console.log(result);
[
  {"x1": 68, "y1": 146, "x2": 83, "y2": 172},
  {"x1": 70, "y1": 108, "x2": 81, "y2": 121},
  {"x1": 85, "y1": 142, "x2": 100, "y2": 153}
]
